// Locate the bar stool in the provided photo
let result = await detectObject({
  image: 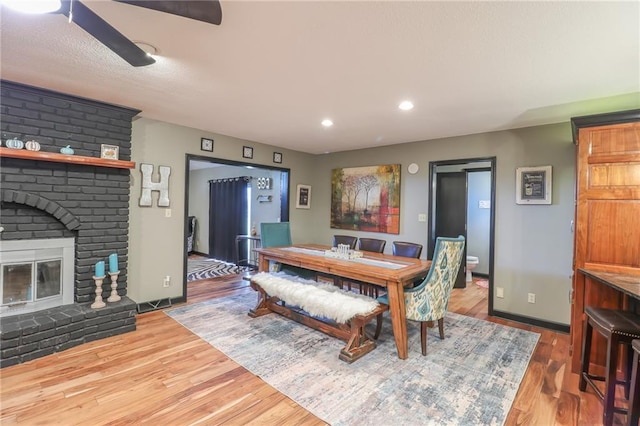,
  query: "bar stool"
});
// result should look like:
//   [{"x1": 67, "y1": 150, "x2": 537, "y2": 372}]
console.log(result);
[
  {"x1": 579, "y1": 306, "x2": 640, "y2": 426},
  {"x1": 629, "y1": 339, "x2": 640, "y2": 426}
]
